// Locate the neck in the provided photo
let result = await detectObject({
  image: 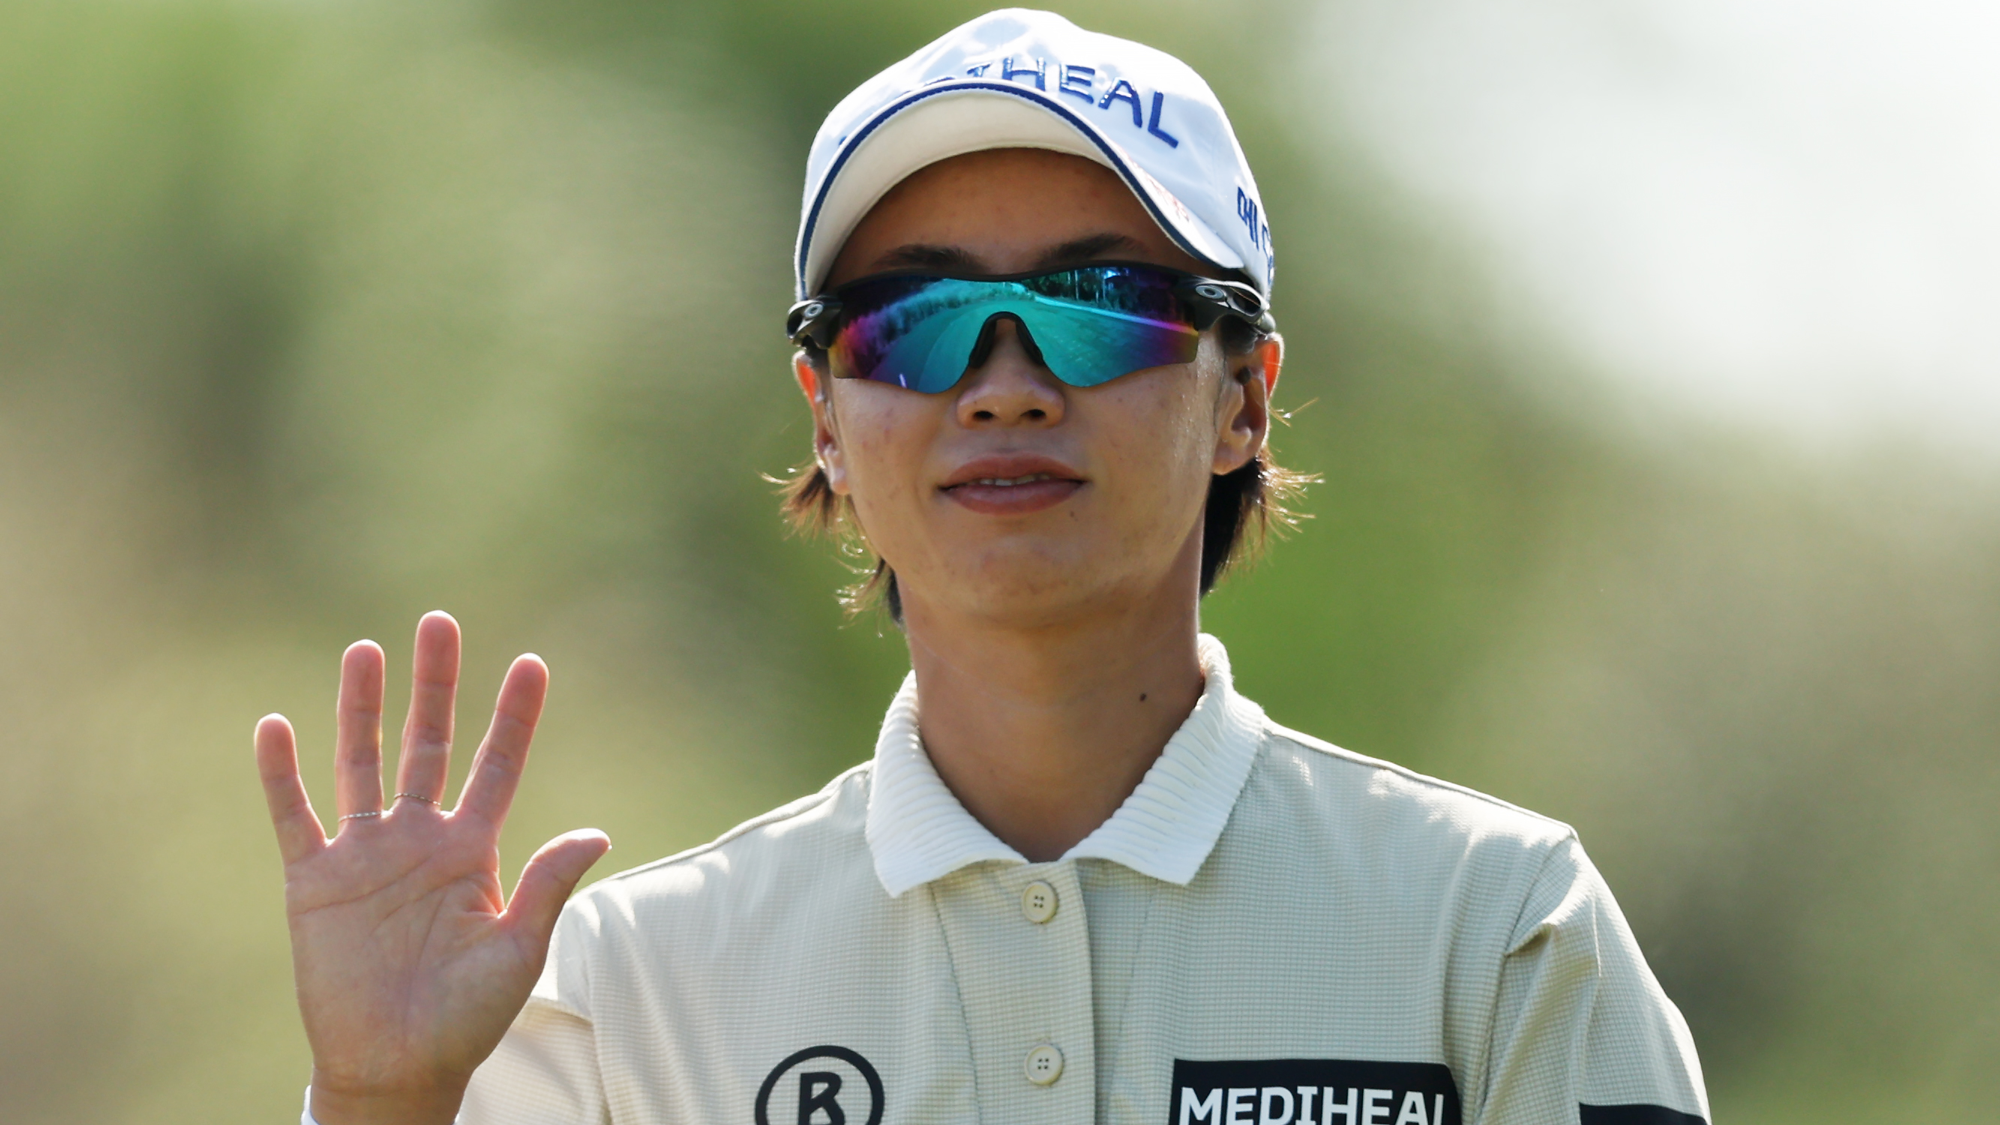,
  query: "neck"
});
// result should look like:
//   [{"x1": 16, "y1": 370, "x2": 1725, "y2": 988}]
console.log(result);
[{"x1": 900, "y1": 570, "x2": 1206, "y2": 863}]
